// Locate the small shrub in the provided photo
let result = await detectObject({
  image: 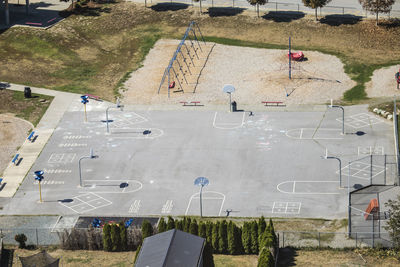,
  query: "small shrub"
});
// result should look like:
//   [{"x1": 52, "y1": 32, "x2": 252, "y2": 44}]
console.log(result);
[
  {"x1": 257, "y1": 246, "x2": 274, "y2": 267},
  {"x1": 189, "y1": 219, "x2": 199, "y2": 236},
  {"x1": 15, "y1": 234, "x2": 27, "y2": 249},
  {"x1": 103, "y1": 224, "x2": 112, "y2": 251},
  {"x1": 119, "y1": 222, "x2": 127, "y2": 251},
  {"x1": 167, "y1": 216, "x2": 175, "y2": 230},
  {"x1": 141, "y1": 220, "x2": 153, "y2": 241},
  {"x1": 111, "y1": 223, "x2": 121, "y2": 252},
  {"x1": 158, "y1": 217, "x2": 167, "y2": 233}
]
